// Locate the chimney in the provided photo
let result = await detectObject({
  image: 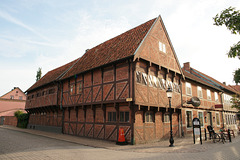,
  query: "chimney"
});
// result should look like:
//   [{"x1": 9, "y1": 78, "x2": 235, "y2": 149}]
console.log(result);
[
  {"x1": 183, "y1": 62, "x2": 190, "y2": 72},
  {"x1": 223, "y1": 82, "x2": 226, "y2": 85}
]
